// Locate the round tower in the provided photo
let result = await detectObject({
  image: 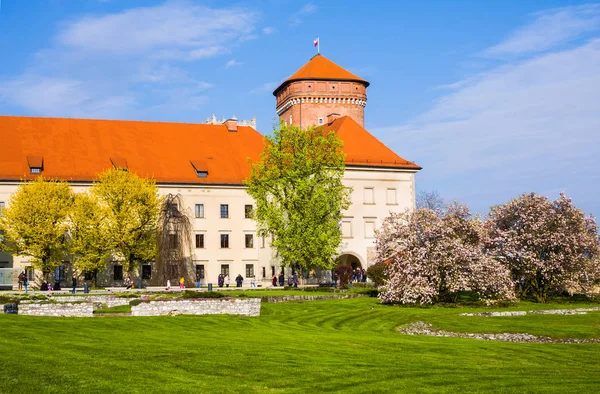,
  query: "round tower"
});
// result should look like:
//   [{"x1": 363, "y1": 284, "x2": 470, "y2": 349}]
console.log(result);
[{"x1": 273, "y1": 54, "x2": 369, "y2": 128}]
